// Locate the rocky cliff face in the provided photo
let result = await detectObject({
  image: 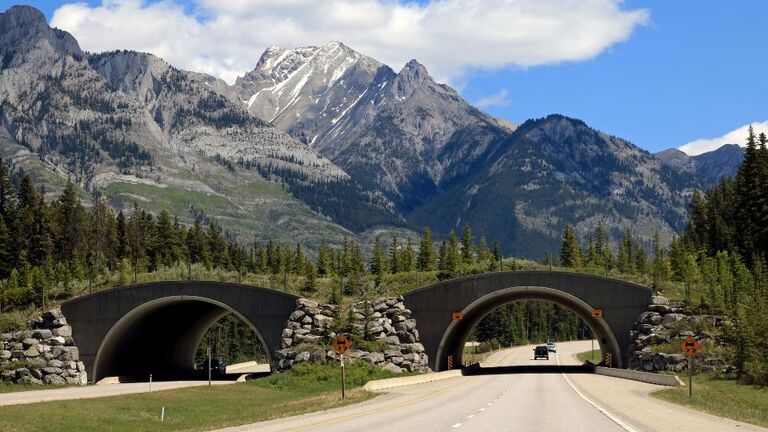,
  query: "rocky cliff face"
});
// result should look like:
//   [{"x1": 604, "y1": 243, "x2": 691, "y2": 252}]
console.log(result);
[{"x1": 235, "y1": 43, "x2": 510, "y2": 212}]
